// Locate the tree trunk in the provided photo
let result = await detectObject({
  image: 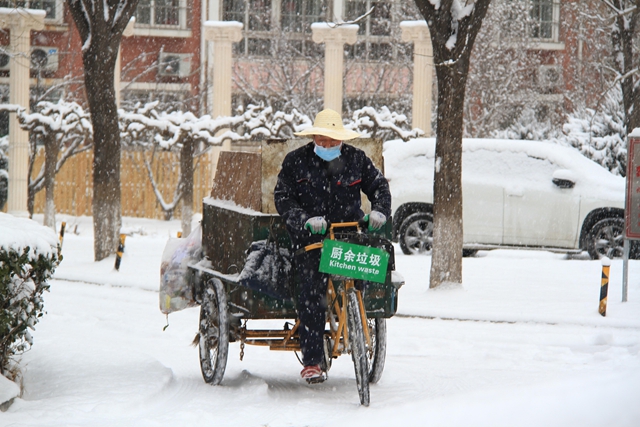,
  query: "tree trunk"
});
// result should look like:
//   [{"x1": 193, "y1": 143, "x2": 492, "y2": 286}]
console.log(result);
[
  {"x1": 429, "y1": 64, "x2": 467, "y2": 288},
  {"x1": 67, "y1": 0, "x2": 138, "y2": 261},
  {"x1": 84, "y1": 47, "x2": 122, "y2": 261},
  {"x1": 180, "y1": 139, "x2": 195, "y2": 237},
  {"x1": 414, "y1": 0, "x2": 491, "y2": 288},
  {"x1": 612, "y1": 1, "x2": 640, "y2": 132},
  {"x1": 43, "y1": 135, "x2": 60, "y2": 229}
]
